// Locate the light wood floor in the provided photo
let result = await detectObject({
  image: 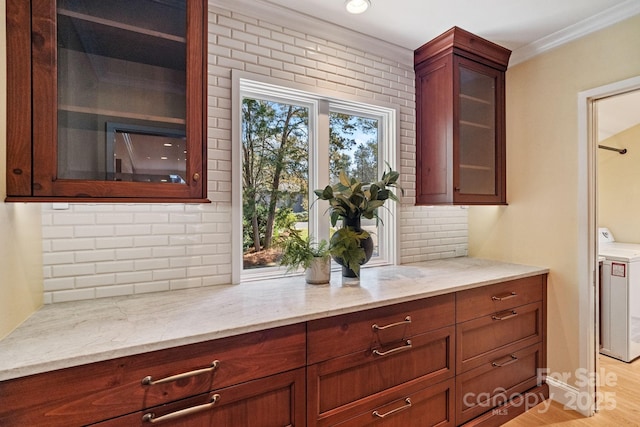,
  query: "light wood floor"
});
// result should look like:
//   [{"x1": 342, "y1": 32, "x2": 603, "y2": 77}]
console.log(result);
[{"x1": 503, "y1": 354, "x2": 640, "y2": 426}]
